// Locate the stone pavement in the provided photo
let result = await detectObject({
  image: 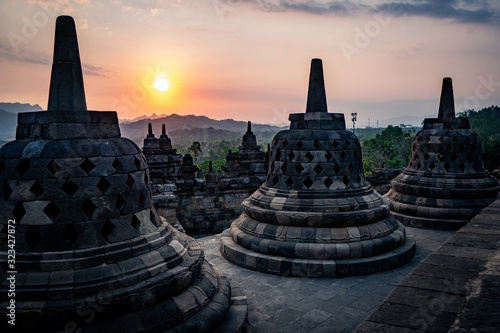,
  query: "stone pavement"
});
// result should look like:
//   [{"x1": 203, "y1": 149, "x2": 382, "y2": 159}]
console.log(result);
[{"x1": 196, "y1": 227, "x2": 455, "y2": 333}]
